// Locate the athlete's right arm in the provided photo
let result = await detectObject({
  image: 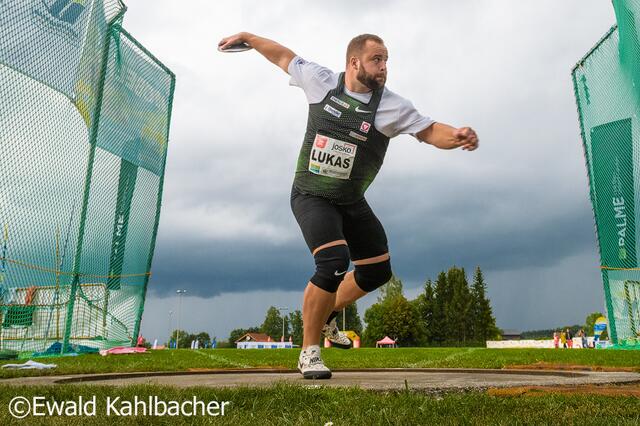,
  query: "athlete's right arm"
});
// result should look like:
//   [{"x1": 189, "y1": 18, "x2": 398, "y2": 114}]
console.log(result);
[{"x1": 218, "y1": 32, "x2": 296, "y2": 74}]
